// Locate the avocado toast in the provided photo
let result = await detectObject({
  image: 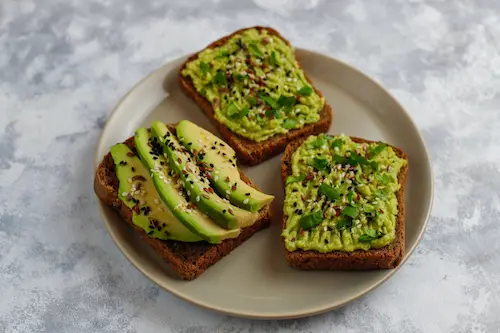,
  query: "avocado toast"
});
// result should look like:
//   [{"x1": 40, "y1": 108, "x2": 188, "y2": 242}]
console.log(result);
[
  {"x1": 94, "y1": 121, "x2": 273, "y2": 280},
  {"x1": 281, "y1": 134, "x2": 408, "y2": 269},
  {"x1": 179, "y1": 26, "x2": 333, "y2": 165}
]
